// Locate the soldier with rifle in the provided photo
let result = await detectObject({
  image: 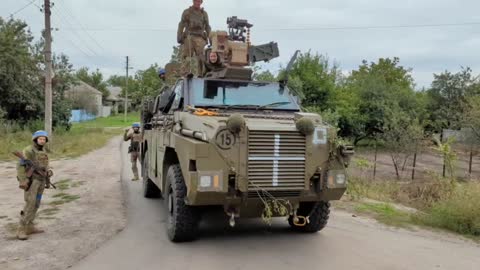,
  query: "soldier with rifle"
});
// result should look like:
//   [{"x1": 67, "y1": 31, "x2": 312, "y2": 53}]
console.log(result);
[{"x1": 13, "y1": 130, "x2": 54, "y2": 240}]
